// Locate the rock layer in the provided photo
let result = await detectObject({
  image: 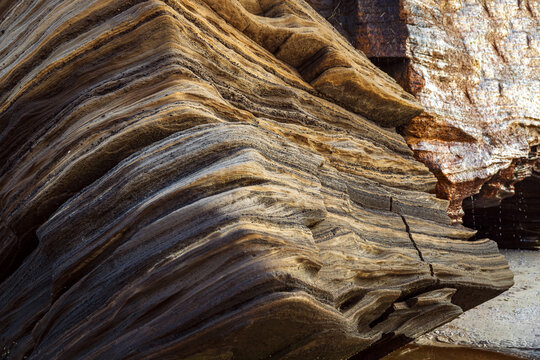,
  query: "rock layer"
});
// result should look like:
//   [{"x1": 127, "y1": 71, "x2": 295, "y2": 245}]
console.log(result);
[
  {"x1": 310, "y1": 0, "x2": 540, "y2": 223},
  {"x1": 0, "y1": 1, "x2": 512, "y2": 359}
]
